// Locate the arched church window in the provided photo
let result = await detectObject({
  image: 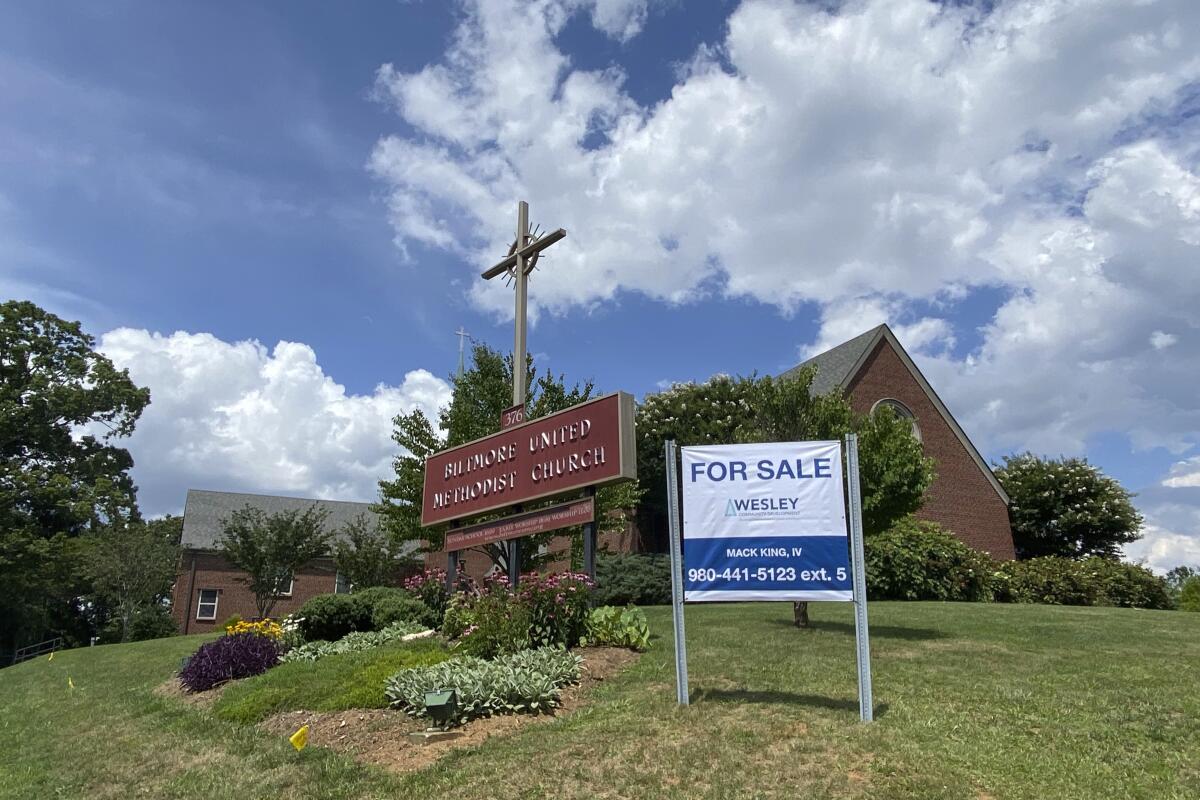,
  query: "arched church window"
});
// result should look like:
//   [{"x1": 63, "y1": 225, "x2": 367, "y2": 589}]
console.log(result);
[{"x1": 871, "y1": 398, "x2": 922, "y2": 443}]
